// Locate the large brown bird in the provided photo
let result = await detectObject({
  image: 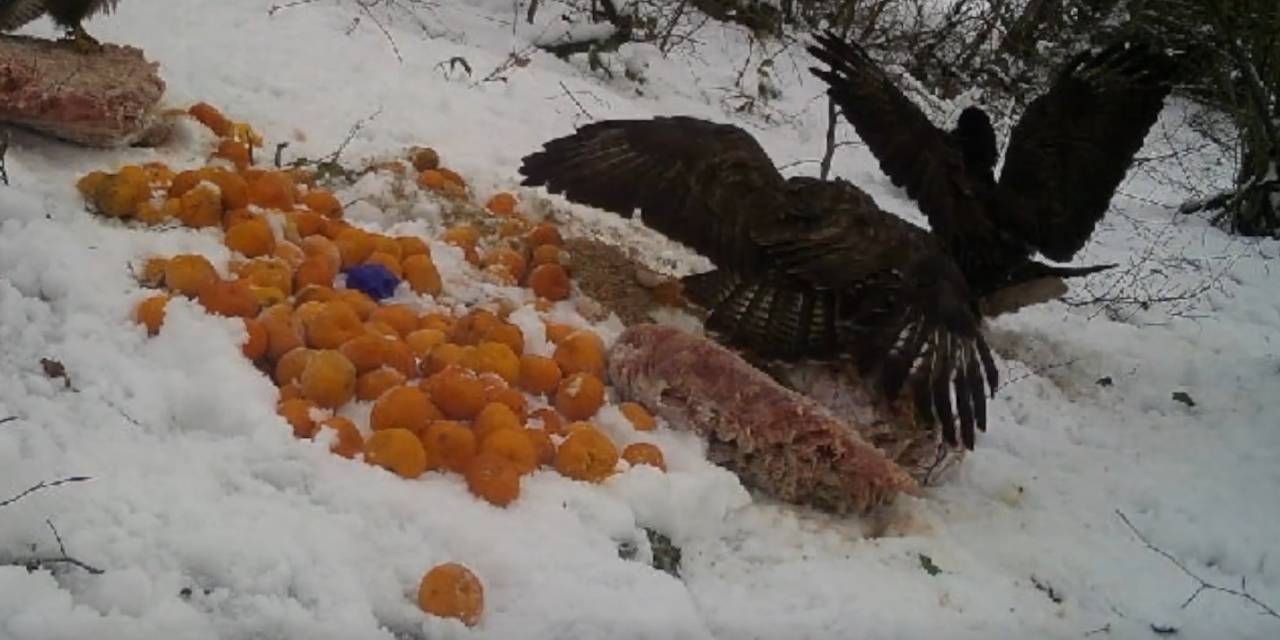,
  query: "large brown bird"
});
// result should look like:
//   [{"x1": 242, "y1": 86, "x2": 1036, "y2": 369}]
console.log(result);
[
  {"x1": 807, "y1": 32, "x2": 1176, "y2": 306},
  {"x1": 520, "y1": 116, "x2": 999, "y2": 450},
  {"x1": 0, "y1": 0, "x2": 119, "y2": 51}
]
